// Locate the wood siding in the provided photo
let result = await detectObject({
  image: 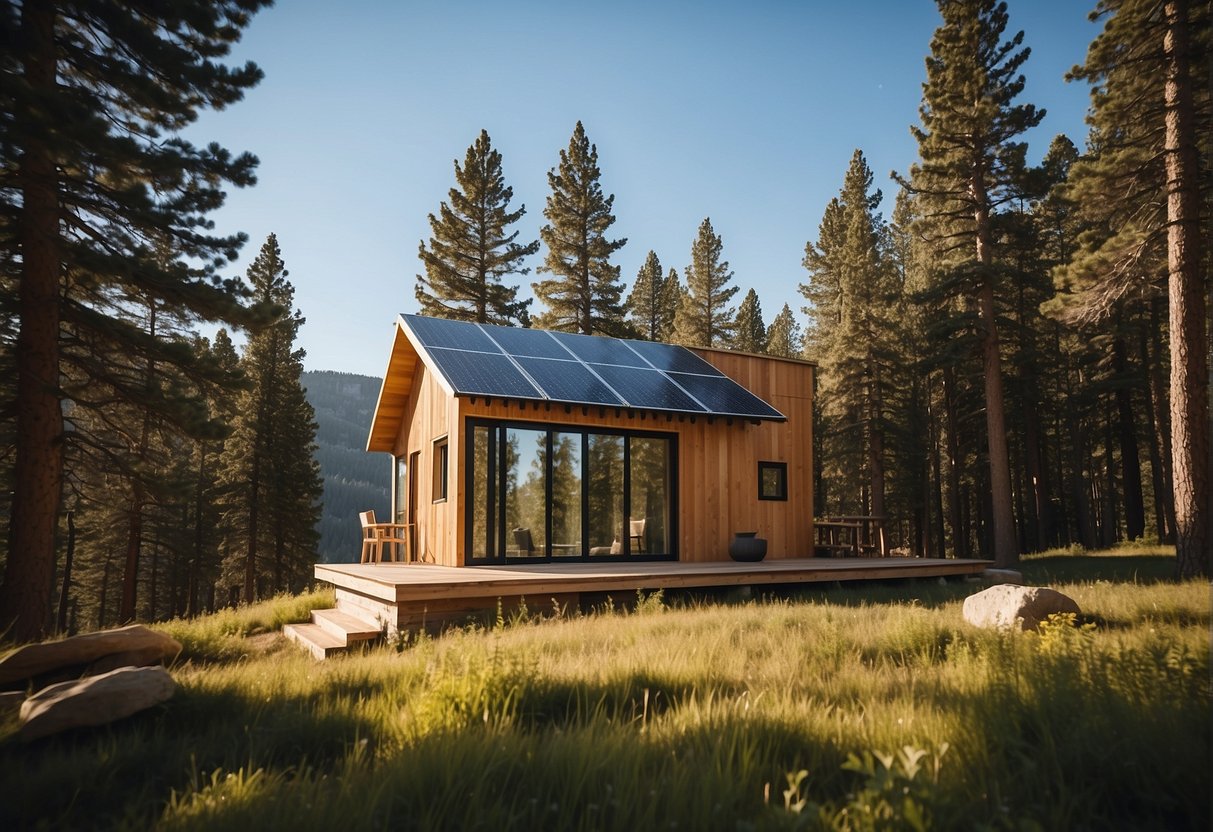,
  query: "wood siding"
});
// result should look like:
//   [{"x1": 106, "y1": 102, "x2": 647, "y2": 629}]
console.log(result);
[{"x1": 382, "y1": 330, "x2": 814, "y2": 566}]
